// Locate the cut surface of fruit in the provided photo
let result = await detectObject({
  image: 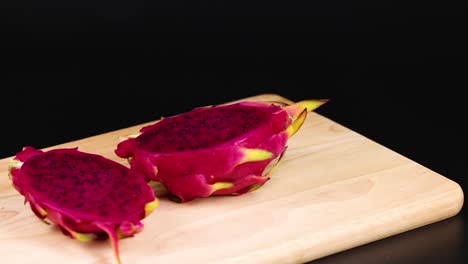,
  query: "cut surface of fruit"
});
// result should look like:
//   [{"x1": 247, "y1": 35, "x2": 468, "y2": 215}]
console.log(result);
[{"x1": 9, "y1": 147, "x2": 157, "y2": 264}]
